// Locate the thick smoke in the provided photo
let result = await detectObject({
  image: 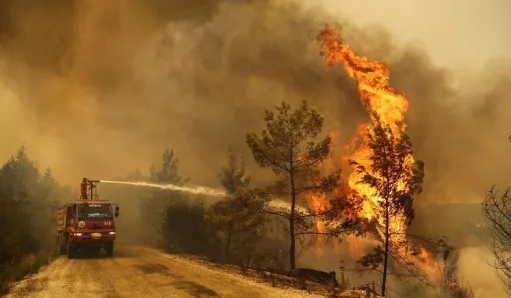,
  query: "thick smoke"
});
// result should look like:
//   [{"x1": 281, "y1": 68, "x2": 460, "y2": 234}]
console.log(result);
[
  {"x1": 0, "y1": 0, "x2": 364, "y2": 187},
  {"x1": 0, "y1": 0, "x2": 509, "y2": 294},
  {"x1": 0, "y1": 0, "x2": 508, "y2": 198}
]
